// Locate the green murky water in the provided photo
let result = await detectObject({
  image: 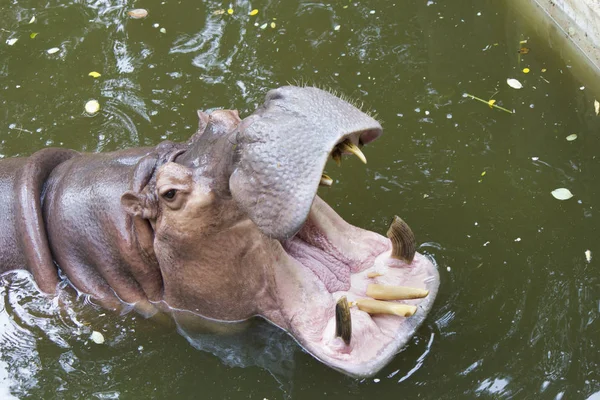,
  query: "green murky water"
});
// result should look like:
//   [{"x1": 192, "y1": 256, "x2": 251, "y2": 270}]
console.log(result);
[{"x1": 1, "y1": 0, "x2": 599, "y2": 398}]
